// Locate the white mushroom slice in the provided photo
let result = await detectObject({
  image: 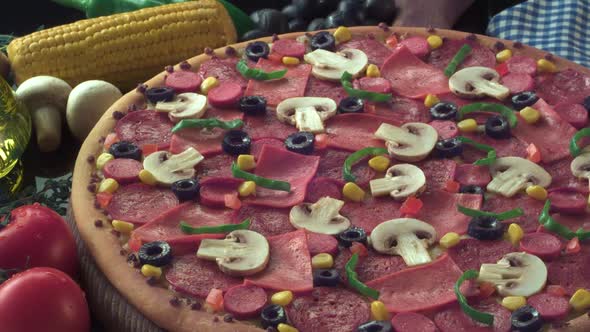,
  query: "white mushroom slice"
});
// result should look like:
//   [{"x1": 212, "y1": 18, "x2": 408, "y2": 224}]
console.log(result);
[
  {"x1": 303, "y1": 48, "x2": 368, "y2": 81},
  {"x1": 197, "y1": 230, "x2": 270, "y2": 276},
  {"x1": 487, "y1": 157, "x2": 552, "y2": 198},
  {"x1": 478, "y1": 252, "x2": 547, "y2": 297},
  {"x1": 276, "y1": 97, "x2": 337, "y2": 133},
  {"x1": 289, "y1": 196, "x2": 351, "y2": 235},
  {"x1": 155, "y1": 93, "x2": 207, "y2": 123},
  {"x1": 370, "y1": 218, "x2": 436, "y2": 267},
  {"x1": 142, "y1": 147, "x2": 204, "y2": 185},
  {"x1": 369, "y1": 164, "x2": 426, "y2": 200},
  {"x1": 571, "y1": 153, "x2": 590, "y2": 191},
  {"x1": 374, "y1": 123, "x2": 438, "y2": 162},
  {"x1": 449, "y1": 66, "x2": 510, "y2": 100}
]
